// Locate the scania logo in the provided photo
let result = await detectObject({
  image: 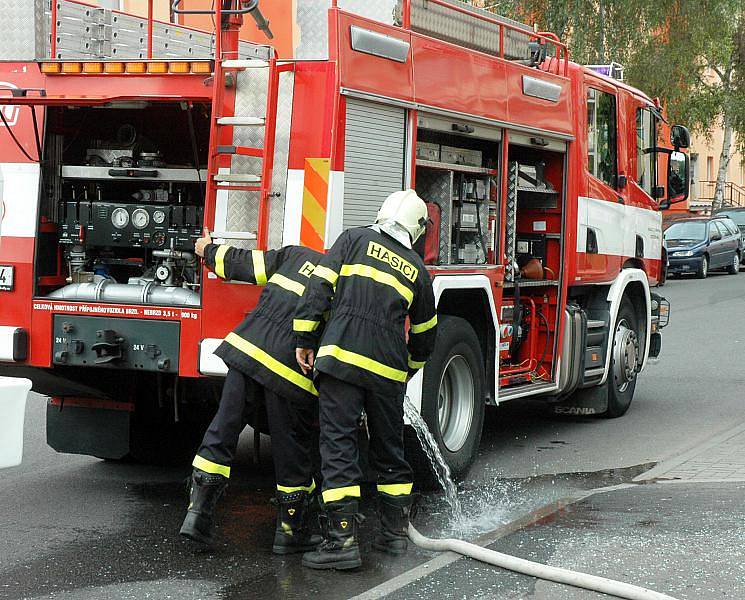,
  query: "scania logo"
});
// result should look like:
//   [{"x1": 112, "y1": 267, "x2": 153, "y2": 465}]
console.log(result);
[{"x1": 0, "y1": 82, "x2": 20, "y2": 127}]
